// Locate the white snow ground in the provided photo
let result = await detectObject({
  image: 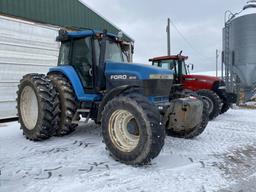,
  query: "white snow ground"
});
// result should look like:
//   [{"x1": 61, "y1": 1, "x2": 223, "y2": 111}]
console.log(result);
[{"x1": 1, "y1": 108, "x2": 256, "y2": 192}]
